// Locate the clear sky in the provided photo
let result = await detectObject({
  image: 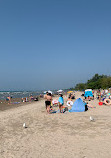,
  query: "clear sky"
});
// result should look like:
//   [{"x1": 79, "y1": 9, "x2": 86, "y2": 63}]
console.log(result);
[{"x1": 0, "y1": 0, "x2": 111, "y2": 91}]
